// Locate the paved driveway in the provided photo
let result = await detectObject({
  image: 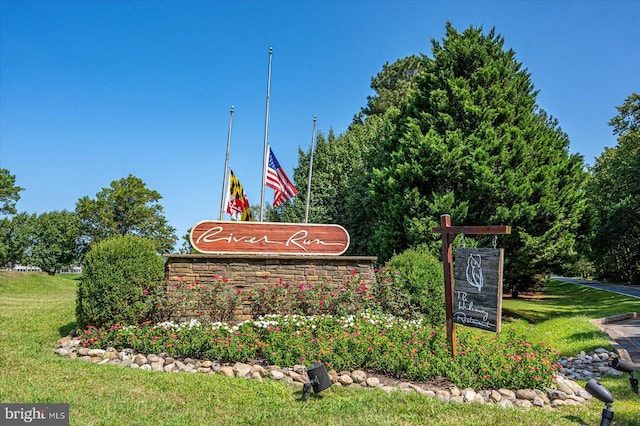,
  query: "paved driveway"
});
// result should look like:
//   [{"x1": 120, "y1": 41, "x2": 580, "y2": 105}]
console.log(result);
[
  {"x1": 552, "y1": 276, "x2": 640, "y2": 365},
  {"x1": 552, "y1": 276, "x2": 640, "y2": 299}
]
